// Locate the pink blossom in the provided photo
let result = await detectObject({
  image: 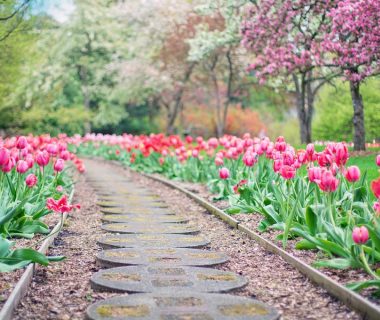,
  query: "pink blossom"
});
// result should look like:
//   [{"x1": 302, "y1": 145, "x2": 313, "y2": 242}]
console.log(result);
[
  {"x1": 25, "y1": 174, "x2": 38, "y2": 188},
  {"x1": 352, "y1": 226, "x2": 369, "y2": 245}
]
